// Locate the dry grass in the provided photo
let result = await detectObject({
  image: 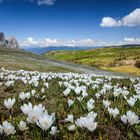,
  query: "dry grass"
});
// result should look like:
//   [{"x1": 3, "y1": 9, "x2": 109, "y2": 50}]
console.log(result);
[{"x1": 102, "y1": 66, "x2": 140, "y2": 76}]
